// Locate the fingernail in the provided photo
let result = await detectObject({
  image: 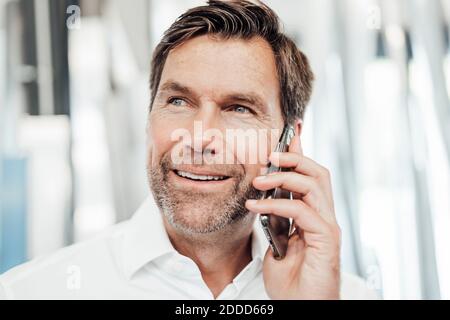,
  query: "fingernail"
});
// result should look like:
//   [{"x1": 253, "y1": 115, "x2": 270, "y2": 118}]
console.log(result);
[
  {"x1": 255, "y1": 175, "x2": 267, "y2": 181},
  {"x1": 246, "y1": 200, "x2": 257, "y2": 206}
]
